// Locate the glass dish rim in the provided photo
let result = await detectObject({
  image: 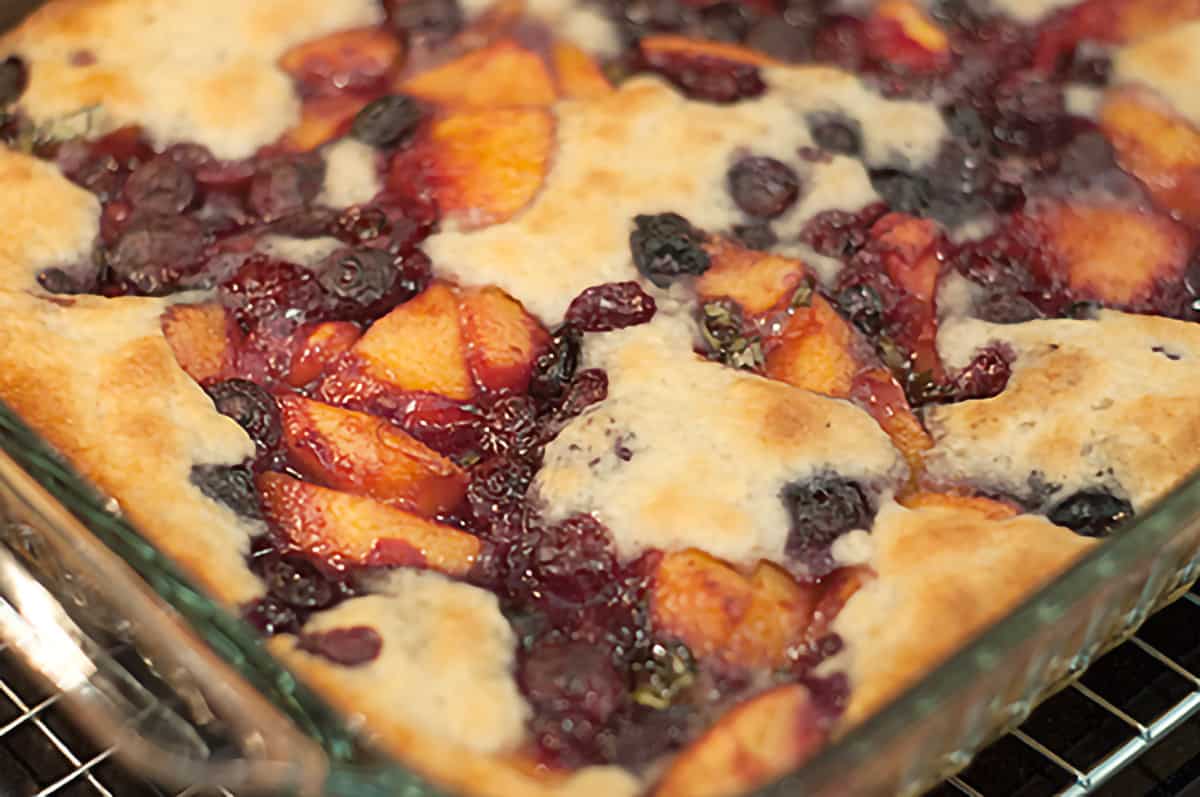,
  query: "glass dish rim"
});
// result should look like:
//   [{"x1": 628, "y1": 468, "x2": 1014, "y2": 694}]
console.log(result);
[{"x1": 2, "y1": 392, "x2": 1200, "y2": 796}]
